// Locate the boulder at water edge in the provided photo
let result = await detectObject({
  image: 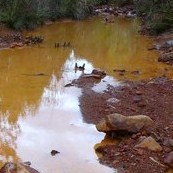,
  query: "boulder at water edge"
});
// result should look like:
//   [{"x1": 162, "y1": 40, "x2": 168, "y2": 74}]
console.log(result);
[
  {"x1": 96, "y1": 113, "x2": 154, "y2": 134},
  {"x1": 0, "y1": 162, "x2": 40, "y2": 173}
]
